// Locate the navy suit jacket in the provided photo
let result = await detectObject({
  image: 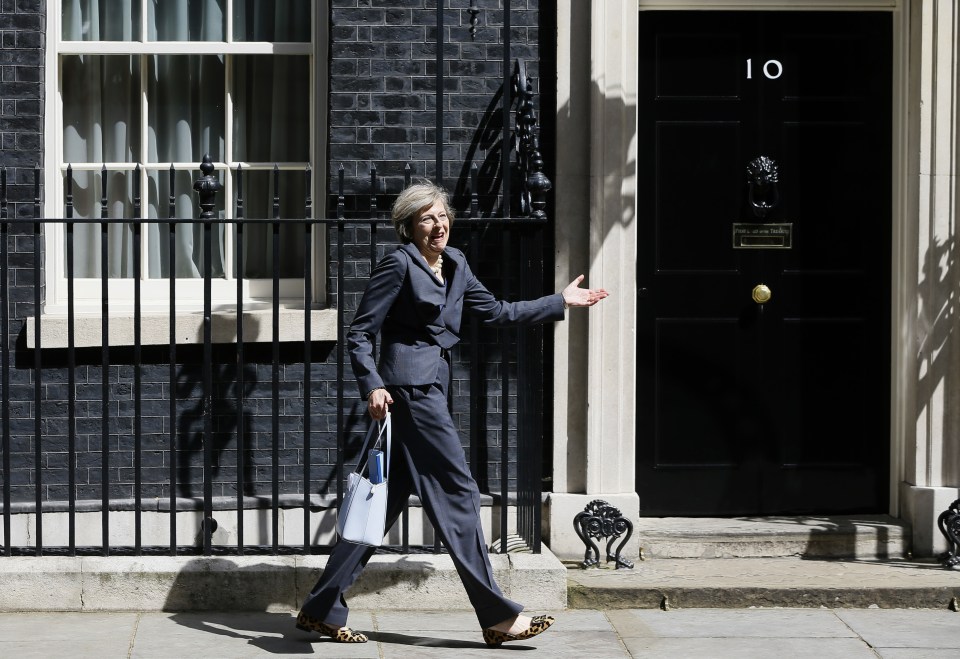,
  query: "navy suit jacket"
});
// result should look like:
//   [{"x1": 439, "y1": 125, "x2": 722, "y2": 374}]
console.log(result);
[{"x1": 347, "y1": 243, "x2": 565, "y2": 396}]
